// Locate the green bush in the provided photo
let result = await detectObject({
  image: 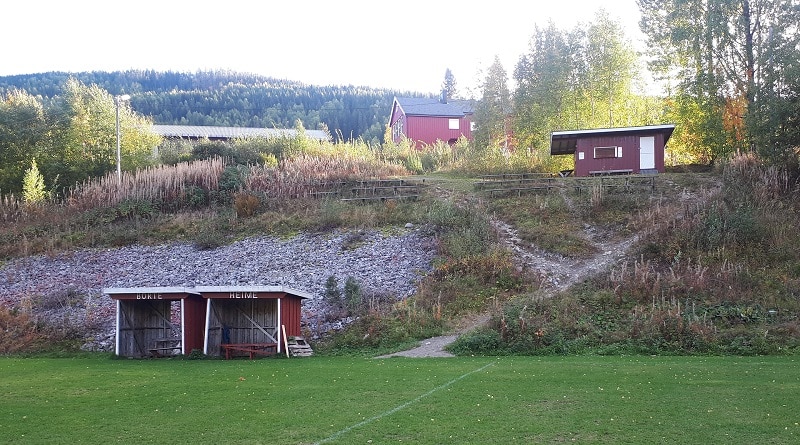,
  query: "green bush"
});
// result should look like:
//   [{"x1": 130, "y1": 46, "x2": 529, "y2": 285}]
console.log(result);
[
  {"x1": 447, "y1": 328, "x2": 502, "y2": 355},
  {"x1": 317, "y1": 308, "x2": 444, "y2": 356},
  {"x1": 184, "y1": 186, "x2": 207, "y2": 209}
]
